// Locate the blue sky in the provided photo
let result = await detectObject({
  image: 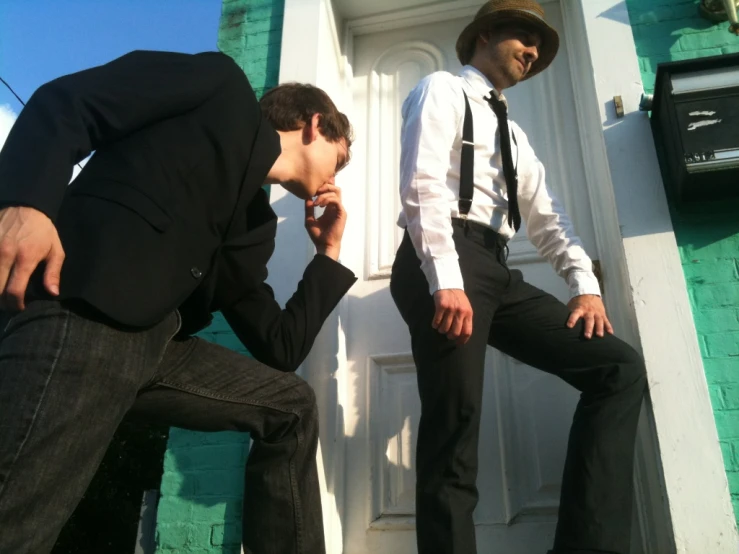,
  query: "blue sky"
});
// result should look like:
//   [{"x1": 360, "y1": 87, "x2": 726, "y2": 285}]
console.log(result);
[{"x1": 0, "y1": 0, "x2": 222, "y2": 117}]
